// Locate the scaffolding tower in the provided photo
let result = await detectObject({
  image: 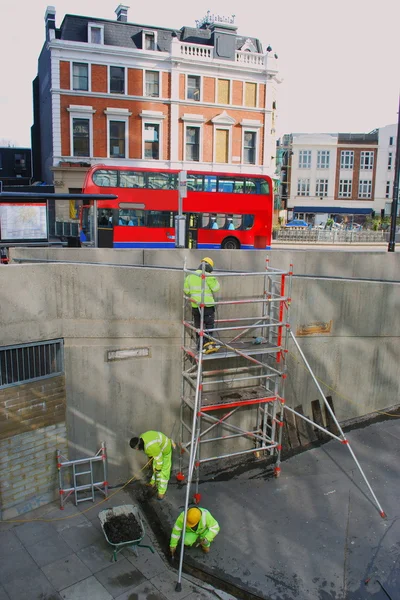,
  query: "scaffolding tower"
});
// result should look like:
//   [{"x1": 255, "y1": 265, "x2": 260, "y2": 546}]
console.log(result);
[
  {"x1": 175, "y1": 259, "x2": 386, "y2": 592},
  {"x1": 178, "y1": 258, "x2": 292, "y2": 489}
]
